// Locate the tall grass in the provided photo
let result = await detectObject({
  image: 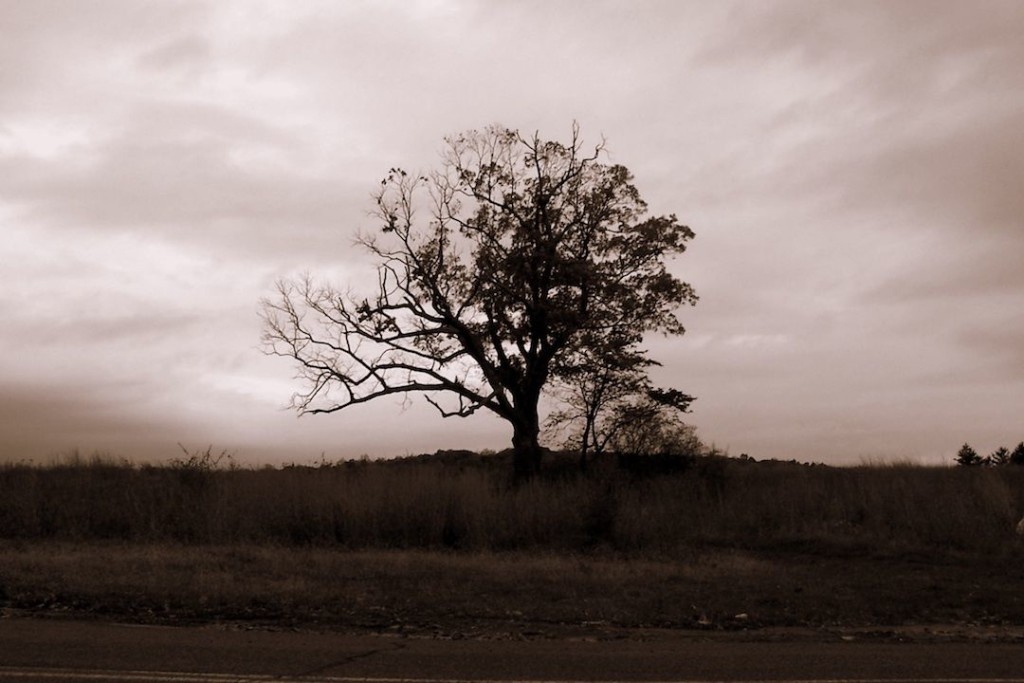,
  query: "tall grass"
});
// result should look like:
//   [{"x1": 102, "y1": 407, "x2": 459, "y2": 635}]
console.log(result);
[{"x1": 2, "y1": 452, "x2": 1023, "y2": 555}]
